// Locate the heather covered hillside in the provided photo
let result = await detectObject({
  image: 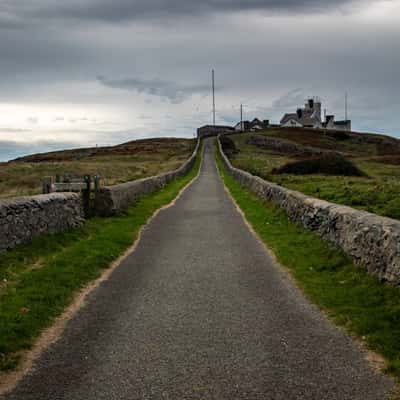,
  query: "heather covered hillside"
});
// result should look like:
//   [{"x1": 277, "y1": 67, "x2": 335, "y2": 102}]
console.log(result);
[{"x1": 227, "y1": 128, "x2": 400, "y2": 219}]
